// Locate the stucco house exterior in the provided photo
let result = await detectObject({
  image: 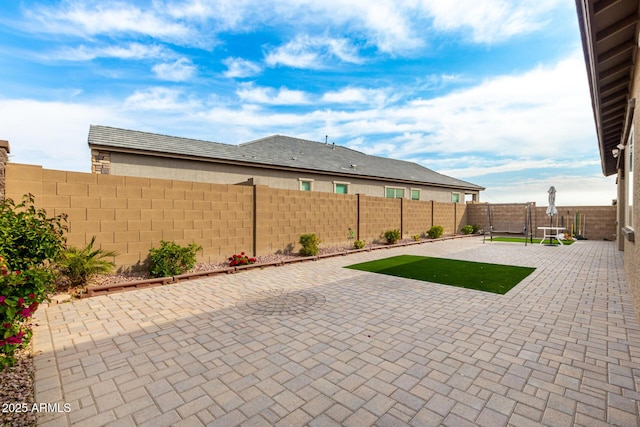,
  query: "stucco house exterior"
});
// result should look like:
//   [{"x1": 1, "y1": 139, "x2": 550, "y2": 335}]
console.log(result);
[
  {"x1": 88, "y1": 125, "x2": 484, "y2": 203},
  {"x1": 575, "y1": 0, "x2": 639, "y2": 314}
]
